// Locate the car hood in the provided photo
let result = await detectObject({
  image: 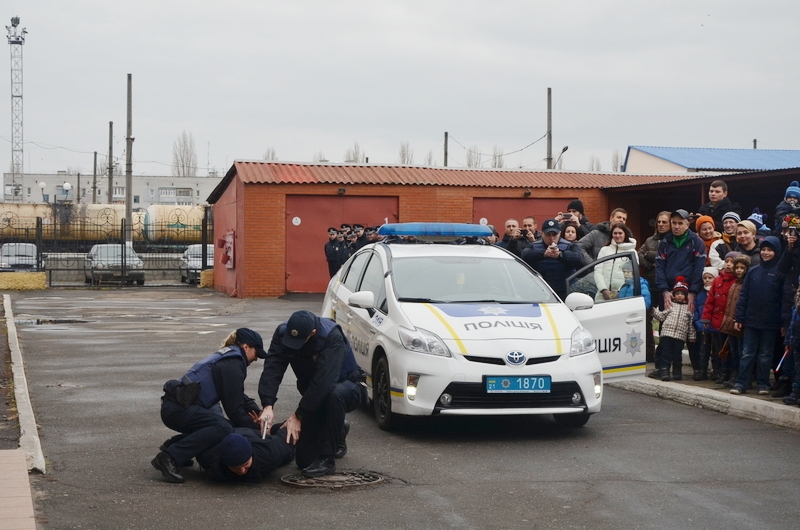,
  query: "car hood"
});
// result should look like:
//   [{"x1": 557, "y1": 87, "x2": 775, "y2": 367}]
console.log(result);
[{"x1": 399, "y1": 302, "x2": 577, "y2": 357}]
